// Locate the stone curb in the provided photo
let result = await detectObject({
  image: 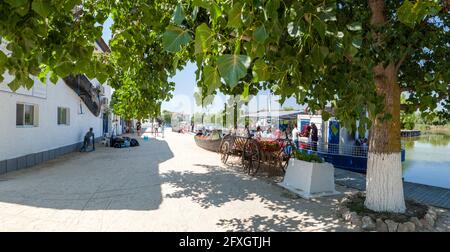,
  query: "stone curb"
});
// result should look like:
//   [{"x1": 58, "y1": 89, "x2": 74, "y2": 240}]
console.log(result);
[{"x1": 337, "y1": 194, "x2": 439, "y2": 232}]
